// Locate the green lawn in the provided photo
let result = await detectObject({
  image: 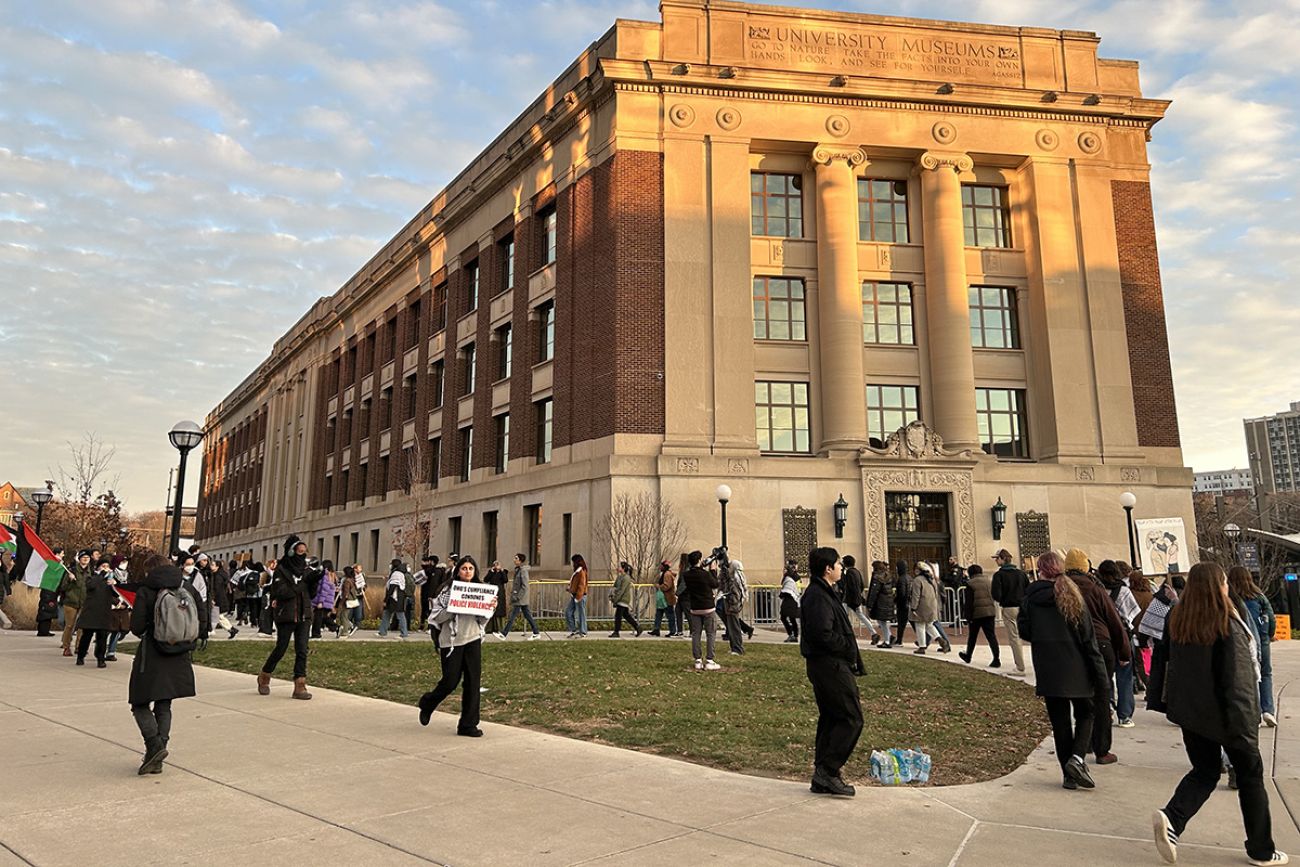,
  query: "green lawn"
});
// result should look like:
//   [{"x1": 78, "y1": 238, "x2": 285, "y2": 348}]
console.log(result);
[{"x1": 160, "y1": 638, "x2": 1051, "y2": 786}]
